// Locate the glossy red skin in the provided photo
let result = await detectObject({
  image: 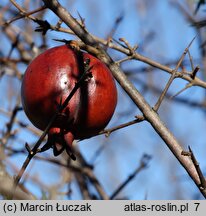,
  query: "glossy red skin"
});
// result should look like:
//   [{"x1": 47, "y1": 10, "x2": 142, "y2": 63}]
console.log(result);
[{"x1": 21, "y1": 45, "x2": 117, "y2": 155}]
